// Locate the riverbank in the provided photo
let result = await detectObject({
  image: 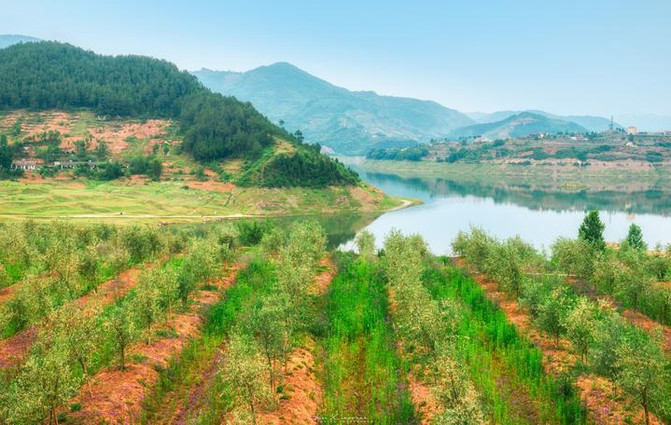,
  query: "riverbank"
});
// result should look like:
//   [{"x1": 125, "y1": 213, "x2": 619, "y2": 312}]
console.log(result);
[
  {"x1": 0, "y1": 177, "x2": 416, "y2": 223},
  {"x1": 347, "y1": 158, "x2": 671, "y2": 193}
]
